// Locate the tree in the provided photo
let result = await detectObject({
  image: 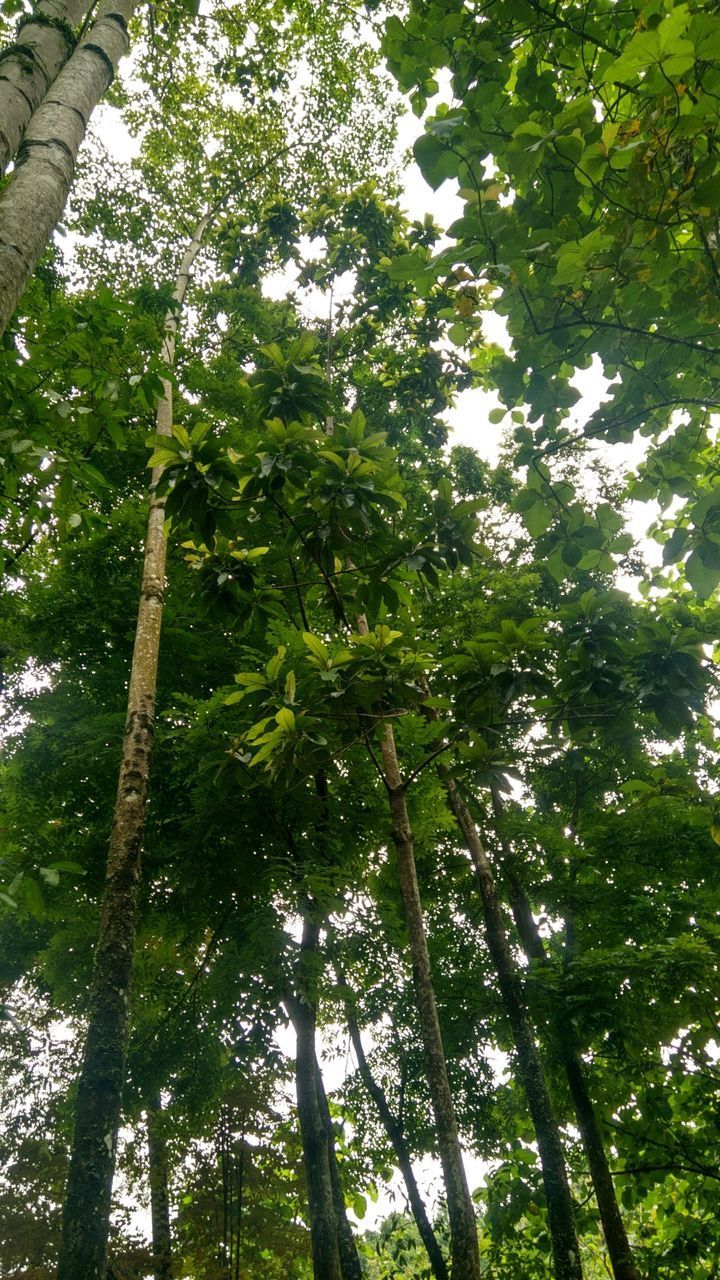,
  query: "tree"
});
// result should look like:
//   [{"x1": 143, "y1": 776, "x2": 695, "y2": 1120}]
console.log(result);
[
  {"x1": 1, "y1": 5, "x2": 719, "y2": 1278},
  {"x1": 383, "y1": 0, "x2": 720, "y2": 596},
  {"x1": 56, "y1": 207, "x2": 212, "y2": 1280},
  {"x1": 0, "y1": 0, "x2": 94, "y2": 175},
  {"x1": 0, "y1": 0, "x2": 136, "y2": 337}
]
